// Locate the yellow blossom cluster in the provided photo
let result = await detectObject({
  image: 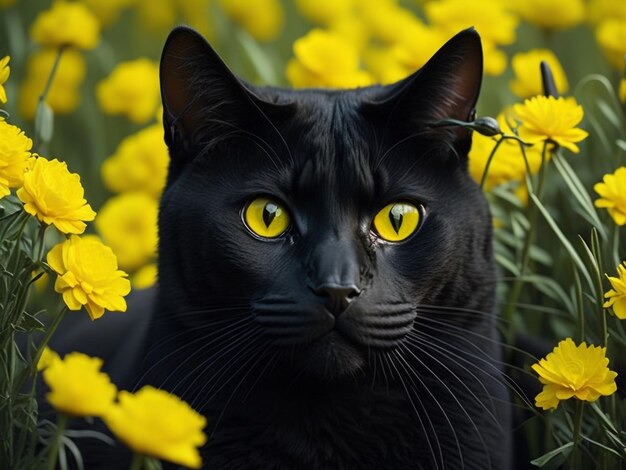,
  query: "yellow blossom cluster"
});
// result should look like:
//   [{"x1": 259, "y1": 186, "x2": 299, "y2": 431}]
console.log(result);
[
  {"x1": 604, "y1": 262, "x2": 626, "y2": 319},
  {"x1": 0, "y1": 68, "x2": 130, "y2": 321},
  {"x1": 219, "y1": 0, "x2": 285, "y2": 42},
  {"x1": 17, "y1": 157, "x2": 96, "y2": 235},
  {"x1": 532, "y1": 338, "x2": 617, "y2": 410},
  {"x1": 30, "y1": 0, "x2": 101, "y2": 50},
  {"x1": 96, "y1": 58, "x2": 160, "y2": 124},
  {"x1": 19, "y1": 0, "x2": 98, "y2": 120},
  {"x1": 96, "y1": 122, "x2": 165, "y2": 287},
  {"x1": 594, "y1": 167, "x2": 626, "y2": 226},
  {"x1": 0, "y1": 55, "x2": 9, "y2": 104},
  {"x1": 47, "y1": 235, "x2": 131, "y2": 320},
  {"x1": 287, "y1": 0, "x2": 521, "y2": 88},
  {"x1": 470, "y1": 96, "x2": 588, "y2": 206},
  {"x1": 39, "y1": 350, "x2": 207, "y2": 468},
  {"x1": 0, "y1": 119, "x2": 32, "y2": 198}
]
